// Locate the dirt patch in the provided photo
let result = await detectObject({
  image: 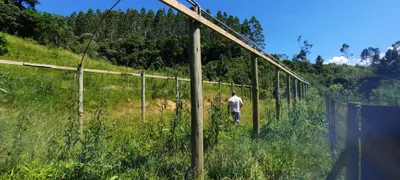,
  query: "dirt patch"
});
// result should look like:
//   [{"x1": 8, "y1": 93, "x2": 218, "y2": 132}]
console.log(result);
[{"x1": 156, "y1": 99, "x2": 177, "y2": 112}]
